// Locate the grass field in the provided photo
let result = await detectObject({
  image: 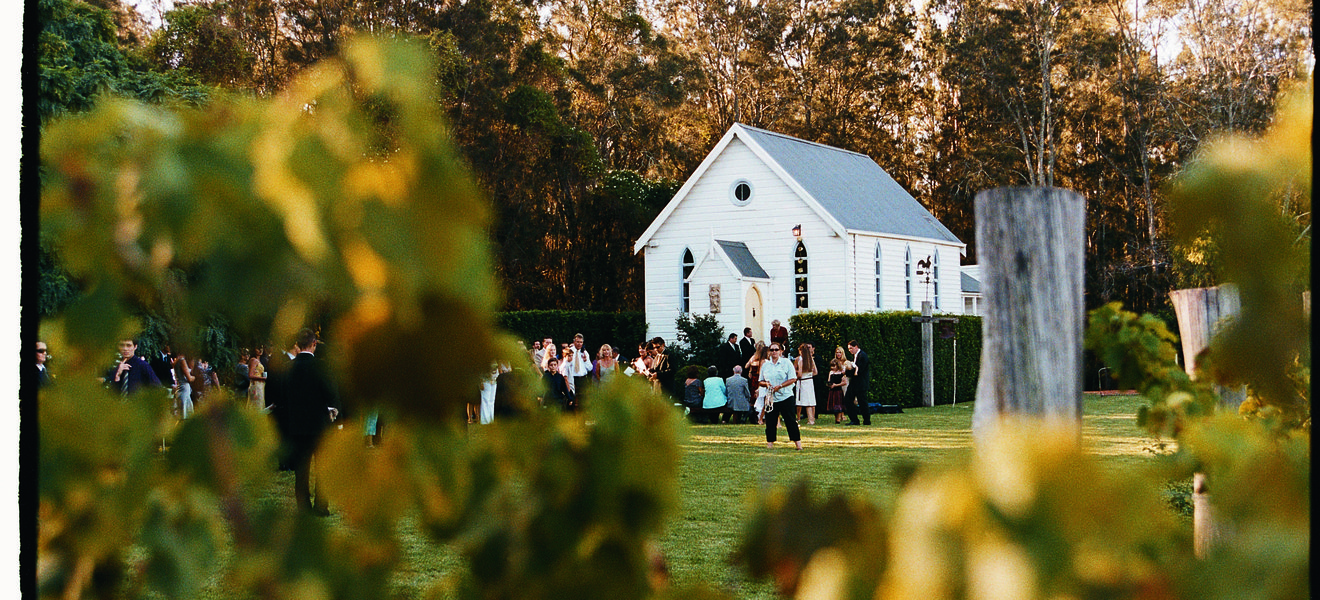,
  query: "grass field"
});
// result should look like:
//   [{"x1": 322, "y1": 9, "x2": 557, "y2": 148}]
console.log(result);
[
  {"x1": 209, "y1": 394, "x2": 1168, "y2": 599},
  {"x1": 655, "y1": 393, "x2": 1163, "y2": 598}
]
